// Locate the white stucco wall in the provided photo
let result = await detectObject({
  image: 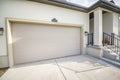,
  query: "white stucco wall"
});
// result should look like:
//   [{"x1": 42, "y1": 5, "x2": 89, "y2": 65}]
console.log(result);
[
  {"x1": 86, "y1": 46, "x2": 102, "y2": 58},
  {"x1": 0, "y1": 0, "x2": 89, "y2": 68},
  {"x1": 90, "y1": 18, "x2": 94, "y2": 33},
  {"x1": 113, "y1": 13, "x2": 119, "y2": 35},
  {"x1": 118, "y1": 14, "x2": 120, "y2": 35},
  {"x1": 103, "y1": 12, "x2": 113, "y2": 34}
]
